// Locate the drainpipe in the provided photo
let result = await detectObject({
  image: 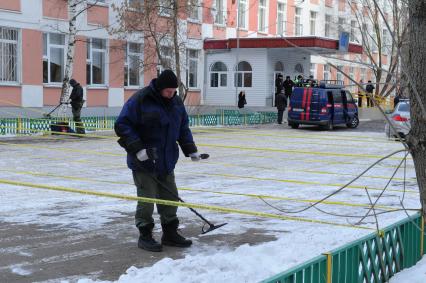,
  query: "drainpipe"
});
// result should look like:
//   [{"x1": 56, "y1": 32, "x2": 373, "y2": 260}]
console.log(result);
[{"x1": 235, "y1": 0, "x2": 240, "y2": 106}]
